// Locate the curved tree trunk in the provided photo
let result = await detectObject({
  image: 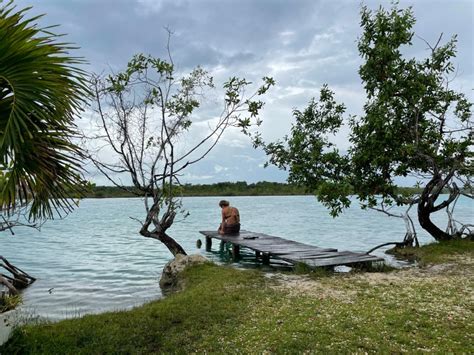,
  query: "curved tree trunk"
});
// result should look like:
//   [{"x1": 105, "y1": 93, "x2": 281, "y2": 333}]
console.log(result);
[
  {"x1": 139, "y1": 229, "x2": 187, "y2": 257},
  {"x1": 139, "y1": 206, "x2": 187, "y2": 257},
  {"x1": 156, "y1": 232, "x2": 187, "y2": 257},
  {"x1": 417, "y1": 174, "x2": 456, "y2": 241},
  {"x1": 418, "y1": 202, "x2": 452, "y2": 241}
]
